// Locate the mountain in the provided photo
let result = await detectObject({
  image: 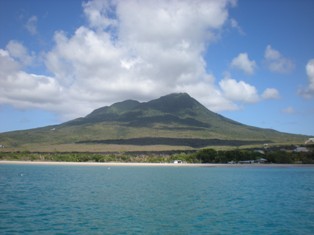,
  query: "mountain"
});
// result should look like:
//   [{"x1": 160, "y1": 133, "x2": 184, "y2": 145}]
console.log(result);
[
  {"x1": 66, "y1": 93, "x2": 217, "y2": 127},
  {"x1": 0, "y1": 93, "x2": 307, "y2": 151}
]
